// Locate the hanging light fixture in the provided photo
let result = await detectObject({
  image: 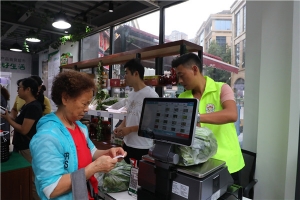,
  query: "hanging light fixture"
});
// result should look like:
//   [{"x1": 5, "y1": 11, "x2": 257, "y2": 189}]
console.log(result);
[
  {"x1": 52, "y1": 11, "x2": 71, "y2": 29},
  {"x1": 10, "y1": 42, "x2": 22, "y2": 52},
  {"x1": 25, "y1": 29, "x2": 41, "y2": 42},
  {"x1": 109, "y1": 2, "x2": 114, "y2": 13}
]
